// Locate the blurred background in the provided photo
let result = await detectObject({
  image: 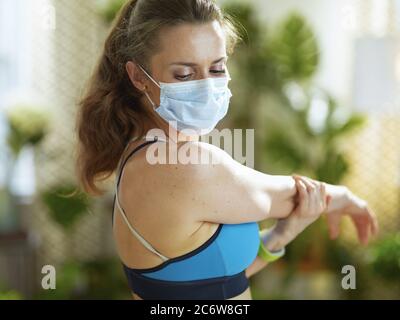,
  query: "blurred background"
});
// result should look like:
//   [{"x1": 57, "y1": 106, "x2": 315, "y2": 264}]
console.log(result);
[{"x1": 0, "y1": 0, "x2": 399, "y2": 300}]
